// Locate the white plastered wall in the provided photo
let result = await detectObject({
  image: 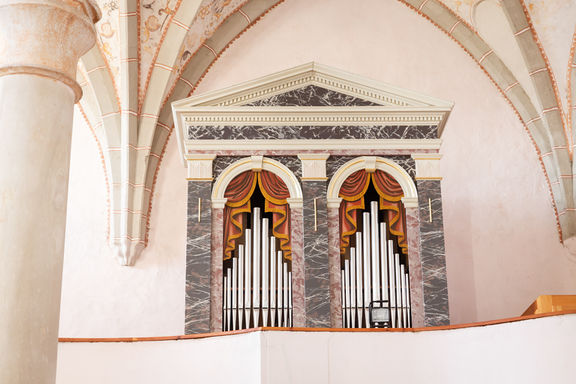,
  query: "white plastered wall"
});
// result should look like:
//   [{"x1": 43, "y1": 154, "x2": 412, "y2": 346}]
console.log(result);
[
  {"x1": 60, "y1": 110, "x2": 187, "y2": 337},
  {"x1": 60, "y1": 0, "x2": 576, "y2": 336}
]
